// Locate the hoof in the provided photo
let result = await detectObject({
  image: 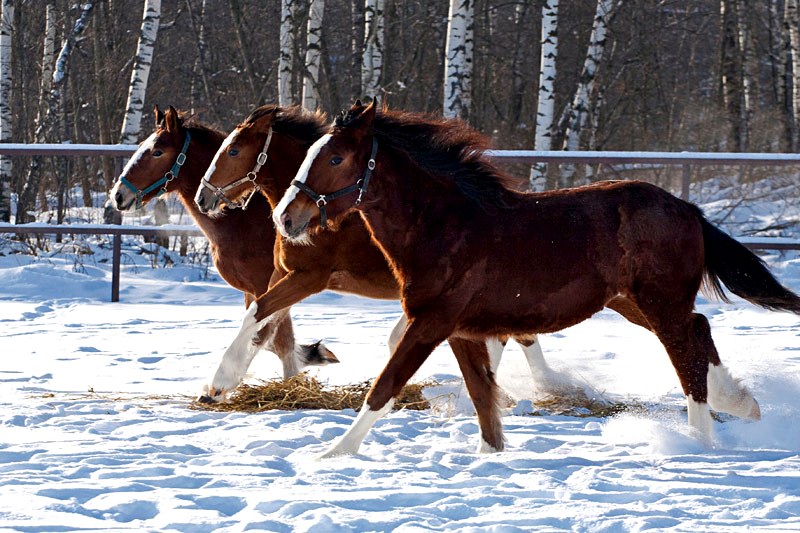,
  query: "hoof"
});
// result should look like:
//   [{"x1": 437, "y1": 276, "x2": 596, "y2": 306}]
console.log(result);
[
  {"x1": 749, "y1": 398, "x2": 762, "y2": 421},
  {"x1": 196, "y1": 394, "x2": 215, "y2": 404}
]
